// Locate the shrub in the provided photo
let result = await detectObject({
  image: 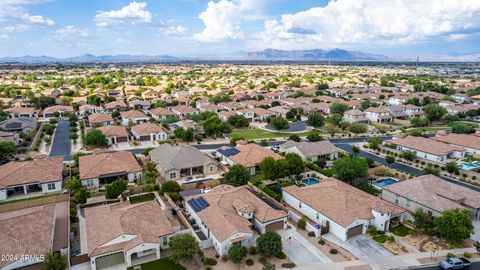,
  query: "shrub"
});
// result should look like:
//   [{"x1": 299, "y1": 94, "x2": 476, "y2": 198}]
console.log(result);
[
  {"x1": 318, "y1": 239, "x2": 325, "y2": 245},
  {"x1": 464, "y1": 252, "x2": 471, "y2": 259},
  {"x1": 447, "y1": 253, "x2": 456, "y2": 258},
  {"x1": 297, "y1": 218, "x2": 307, "y2": 230},
  {"x1": 246, "y1": 258, "x2": 254, "y2": 266},
  {"x1": 258, "y1": 257, "x2": 267, "y2": 265},
  {"x1": 276, "y1": 251, "x2": 287, "y2": 260},
  {"x1": 281, "y1": 263, "x2": 296, "y2": 268},
  {"x1": 143, "y1": 184, "x2": 154, "y2": 192},
  {"x1": 329, "y1": 248, "x2": 338, "y2": 254},
  {"x1": 307, "y1": 231, "x2": 315, "y2": 237},
  {"x1": 249, "y1": 246, "x2": 257, "y2": 255},
  {"x1": 203, "y1": 257, "x2": 217, "y2": 266}
]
